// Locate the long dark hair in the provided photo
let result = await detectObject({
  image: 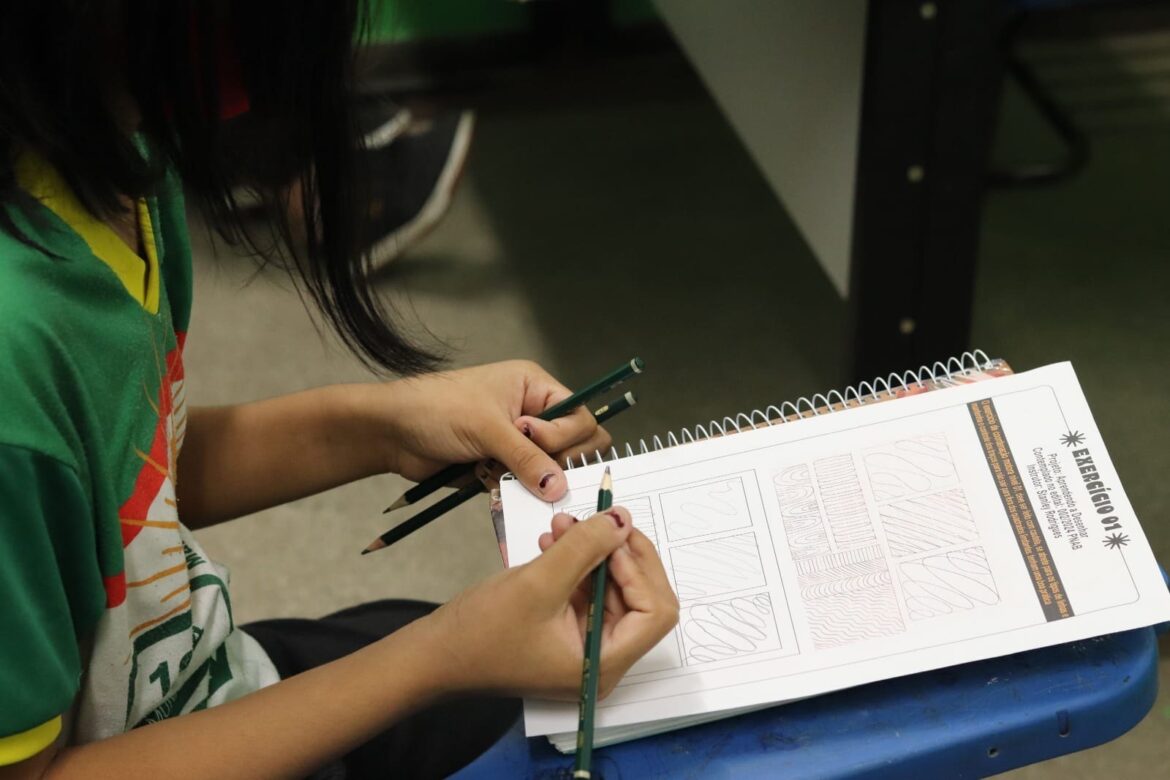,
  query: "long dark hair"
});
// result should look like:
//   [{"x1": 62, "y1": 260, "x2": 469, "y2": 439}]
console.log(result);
[{"x1": 0, "y1": 0, "x2": 439, "y2": 375}]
